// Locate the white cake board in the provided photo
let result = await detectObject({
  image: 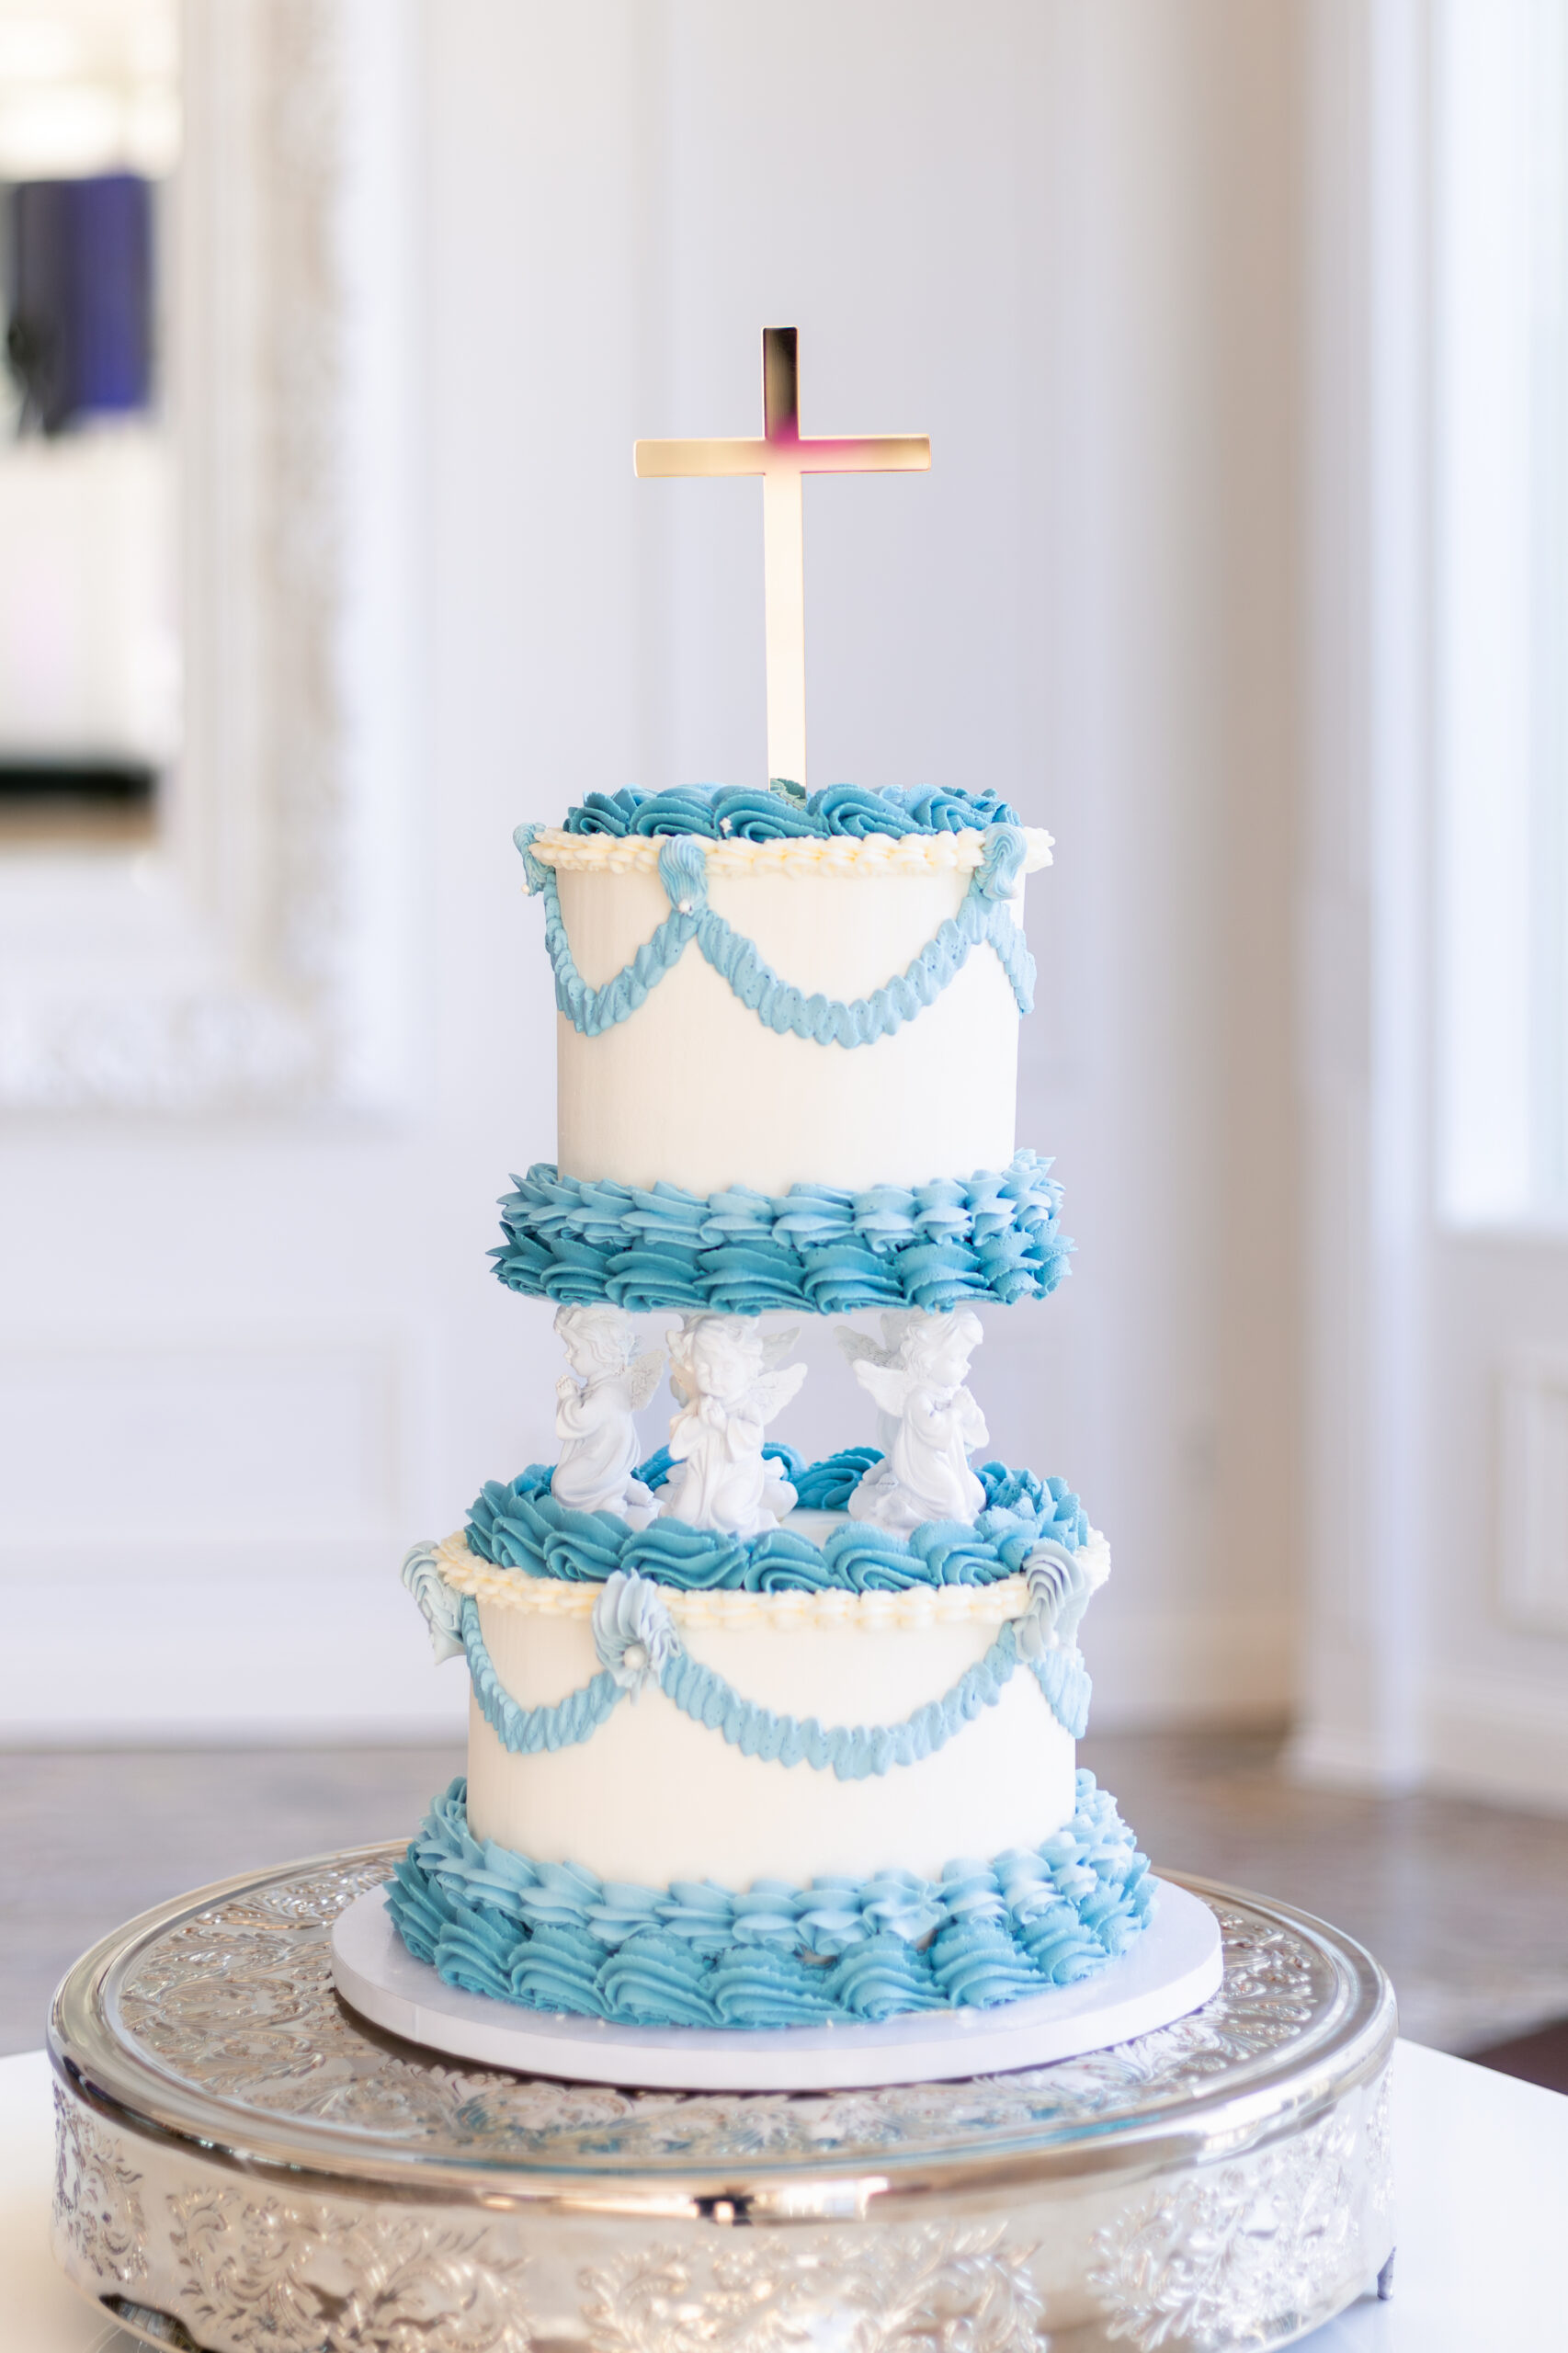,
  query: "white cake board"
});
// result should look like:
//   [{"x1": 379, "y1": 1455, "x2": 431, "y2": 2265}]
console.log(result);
[{"x1": 331, "y1": 1877, "x2": 1221, "y2": 2091}]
